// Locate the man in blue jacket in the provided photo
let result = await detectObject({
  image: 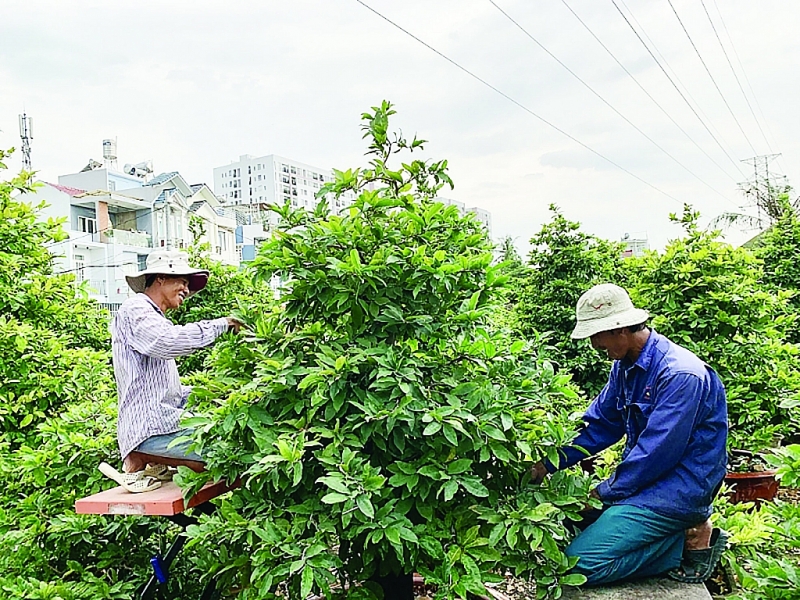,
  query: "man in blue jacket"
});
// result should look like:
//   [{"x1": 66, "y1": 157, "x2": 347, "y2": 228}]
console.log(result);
[{"x1": 531, "y1": 283, "x2": 728, "y2": 585}]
